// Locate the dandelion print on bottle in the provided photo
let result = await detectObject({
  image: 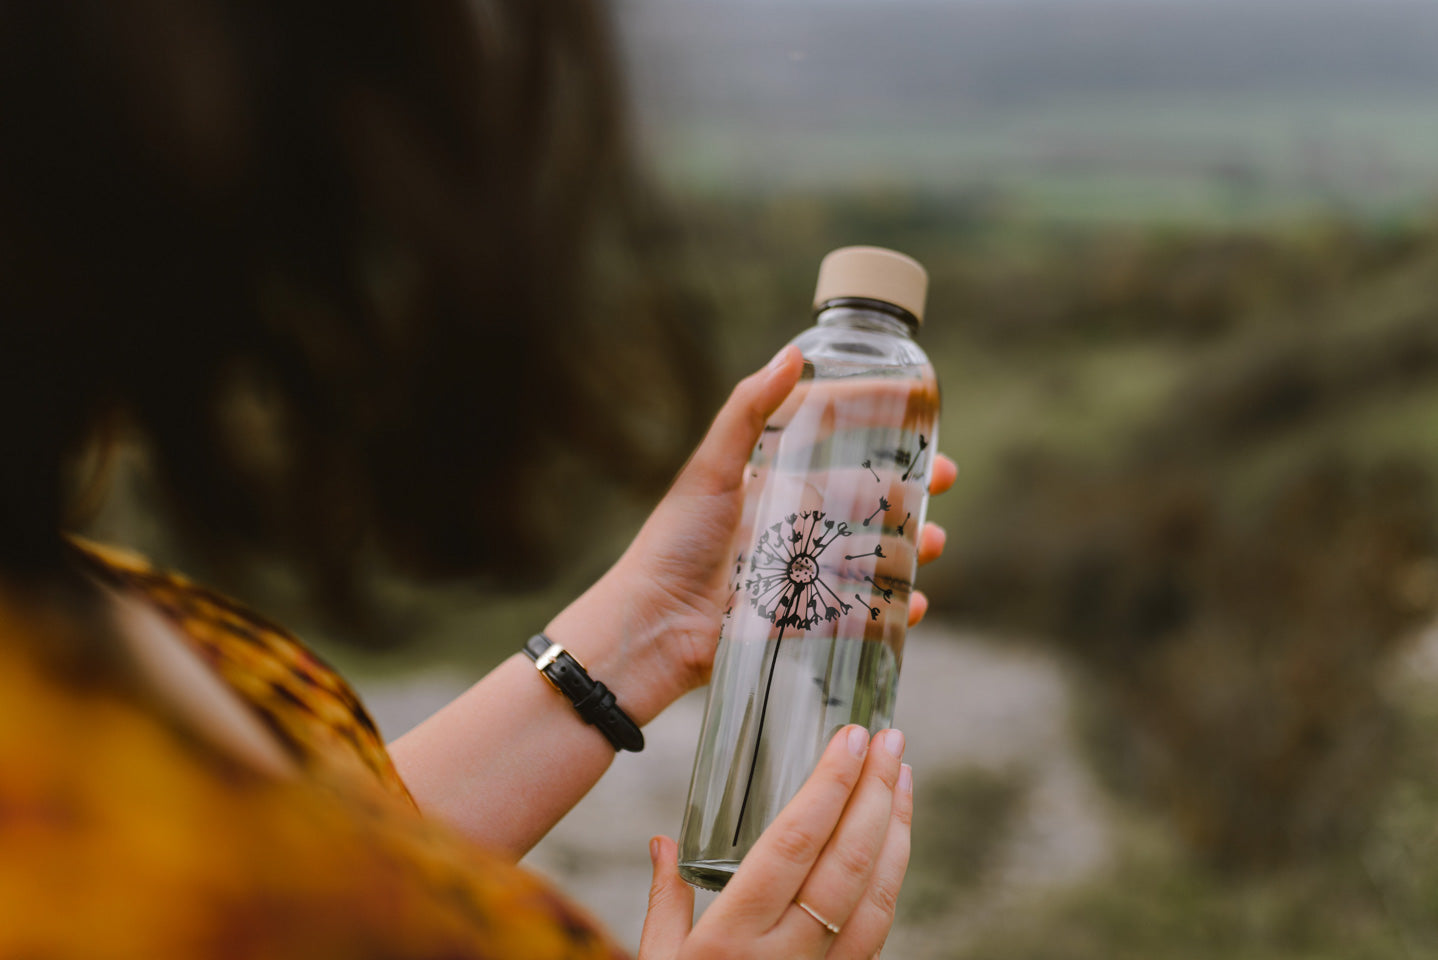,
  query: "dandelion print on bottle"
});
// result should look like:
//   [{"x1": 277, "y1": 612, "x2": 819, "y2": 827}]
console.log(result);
[{"x1": 678, "y1": 247, "x2": 940, "y2": 890}]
